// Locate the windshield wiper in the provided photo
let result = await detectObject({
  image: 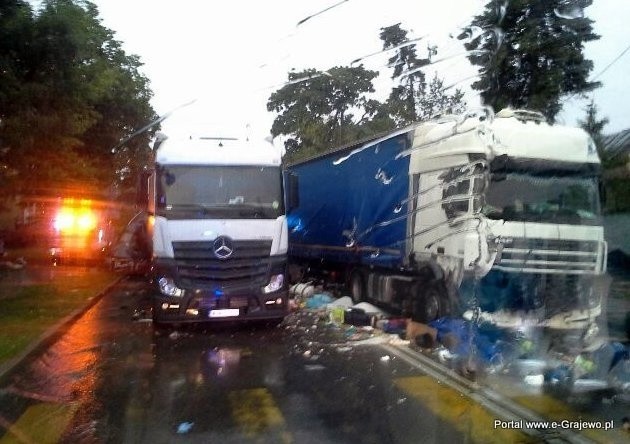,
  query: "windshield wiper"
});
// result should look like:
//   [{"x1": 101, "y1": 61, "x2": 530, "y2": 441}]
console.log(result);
[{"x1": 165, "y1": 204, "x2": 211, "y2": 211}]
